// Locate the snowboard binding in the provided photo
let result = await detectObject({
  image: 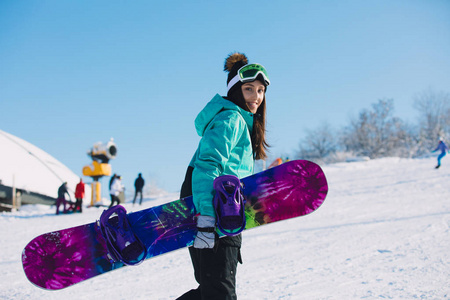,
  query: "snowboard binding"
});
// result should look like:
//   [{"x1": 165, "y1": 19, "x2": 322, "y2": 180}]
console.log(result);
[
  {"x1": 213, "y1": 175, "x2": 246, "y2": 236},
  {"x1": 98, "y1": 205, "x2": 147, "y2": 266}
]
